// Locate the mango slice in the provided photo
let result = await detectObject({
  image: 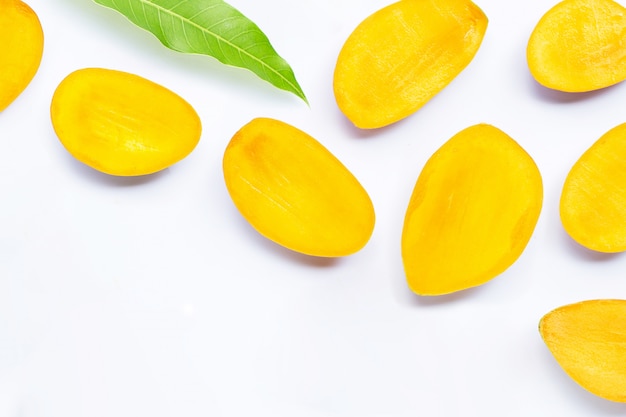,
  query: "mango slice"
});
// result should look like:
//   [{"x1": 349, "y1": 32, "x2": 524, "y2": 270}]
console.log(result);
[
  {"x1": 527, "y1": 0, "x2": 626, "y2": 92},
  {"x1": 223, "y1": 118, "x2": 375, "y2": 257},
  {"x1": 401, "y1": 124, "x2": 543, "y2": 295},
  {"x1": 560, "y1": 123, "x2": 626, "y2": 252},
  {"x1": 0, "y1": 0, "x2": 44, "y2": 111},
  {"x1": 540, "y1": 299, "x2": 626, "y2": 403},
  {"x1": 50, "y1": 68, "x2": 201, "y2": 176},
  {"x1": 333, "y1": 0, "x2": 487, "y2": 129}
]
